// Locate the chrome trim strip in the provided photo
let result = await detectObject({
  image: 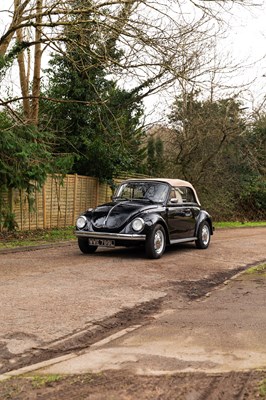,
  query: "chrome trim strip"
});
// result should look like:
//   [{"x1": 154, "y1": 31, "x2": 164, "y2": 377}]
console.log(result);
[
  {"x1": 75, "y1": 230, "x2": 146, "y2": 241},
  {"x1": 103, "y1": 202, "x2": 120, "y2": 227},
  {"x1": 170, "y1": 237, "x2": 197, "y2": 245}
]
